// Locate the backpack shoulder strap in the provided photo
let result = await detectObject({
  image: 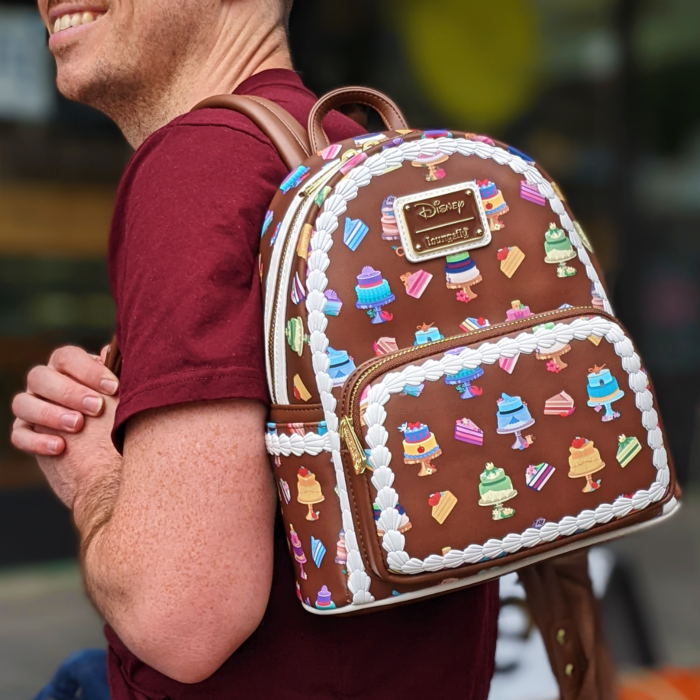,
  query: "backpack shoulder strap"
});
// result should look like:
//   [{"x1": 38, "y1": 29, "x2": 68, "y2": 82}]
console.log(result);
[{"x1": 191, "y1": 94, "x2": 311, "y2": 170}]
